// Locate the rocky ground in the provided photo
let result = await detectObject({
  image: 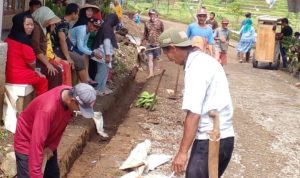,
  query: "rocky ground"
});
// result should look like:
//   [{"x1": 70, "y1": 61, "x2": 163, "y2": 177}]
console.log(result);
[
  {"x1": 68, "y1": 18, "x2": 300, "y2": 178},
  {"x1": 1, "y1": 15, "x2": 300, "y2": 178}
]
